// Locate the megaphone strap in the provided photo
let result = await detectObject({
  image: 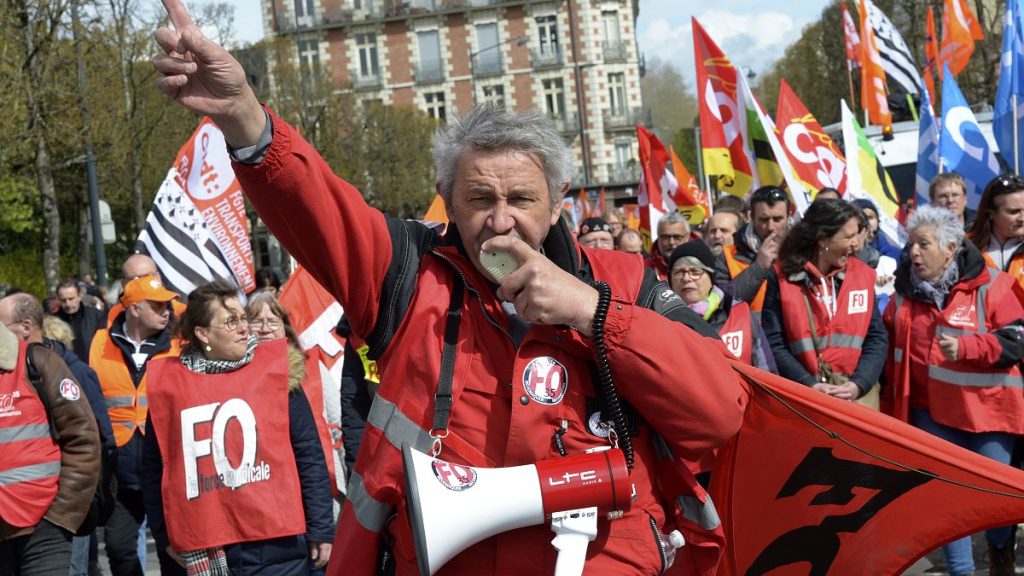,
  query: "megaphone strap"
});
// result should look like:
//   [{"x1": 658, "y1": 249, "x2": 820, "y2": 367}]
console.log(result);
[{"x1": 430, "y1": 275, "x2": 465, "y2": 458}]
